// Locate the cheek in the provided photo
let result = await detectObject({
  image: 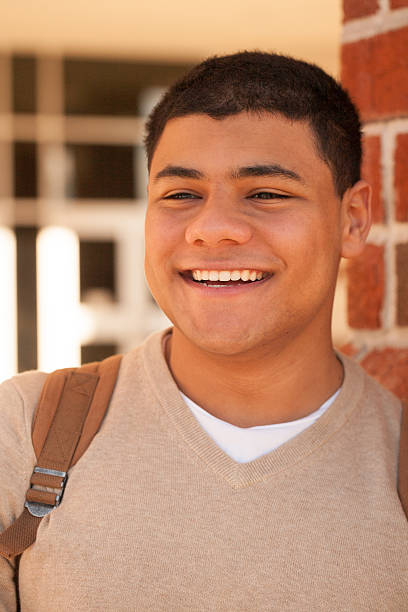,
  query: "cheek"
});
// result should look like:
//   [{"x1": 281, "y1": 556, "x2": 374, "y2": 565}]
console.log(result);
[
  {"x1": 263, "y1": 213, "x2": 315, "y2": 257},
  {"x1": 144, "y1": 210, "x2": 183, "y2": 289},
  {"x1": 145, "y1": 213, "x2": 168, "y2": 267},
  {"x1": 268, "y1": 212, "x2": 340, "y2": 276},
  {"x1": 144, "y1": 212, "x2": 164, "y2": 290},
  {"x1": 145, "y1": 209, "x2": 182, "y2": 255}
]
